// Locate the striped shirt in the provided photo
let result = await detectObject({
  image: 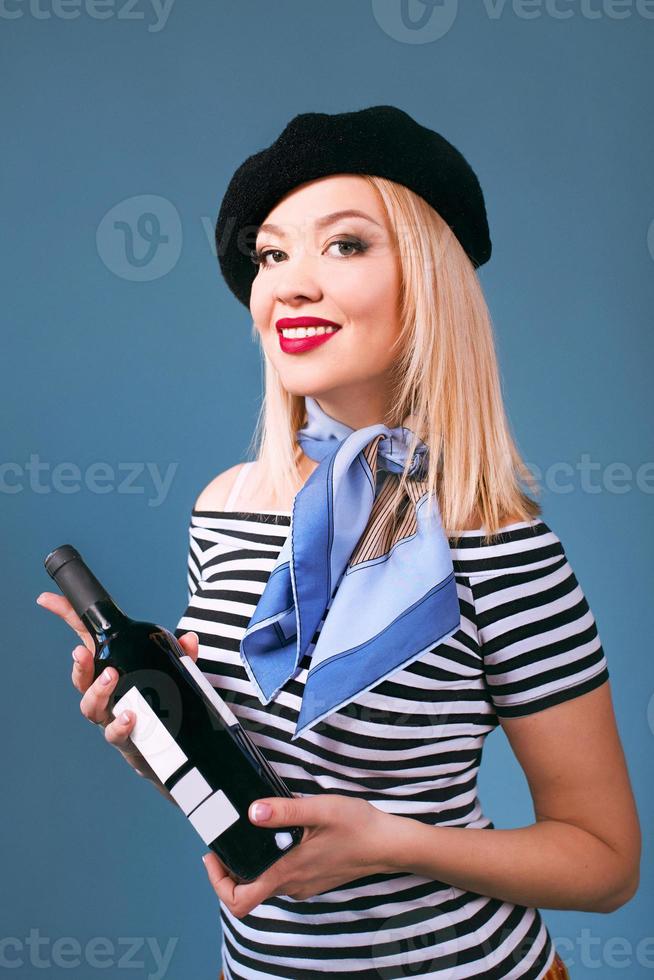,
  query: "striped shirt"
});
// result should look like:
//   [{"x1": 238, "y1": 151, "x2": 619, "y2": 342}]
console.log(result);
[{"x1": 174, "y1": 473, "x2": 609, "y2": 979}]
